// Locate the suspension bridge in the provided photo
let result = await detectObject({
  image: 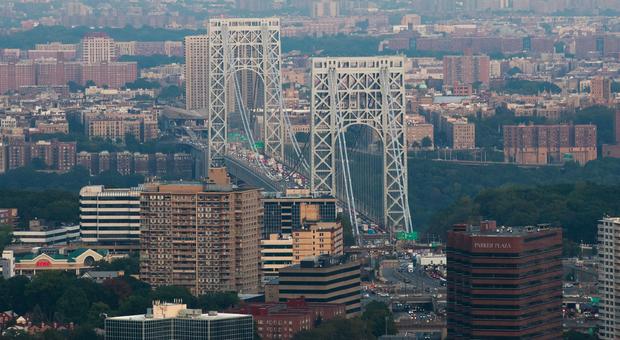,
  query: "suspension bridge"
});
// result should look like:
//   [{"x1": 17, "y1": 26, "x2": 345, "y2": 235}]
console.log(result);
[{"x1": 181, "y1": 17, "x2": 413, "y2": 243}]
